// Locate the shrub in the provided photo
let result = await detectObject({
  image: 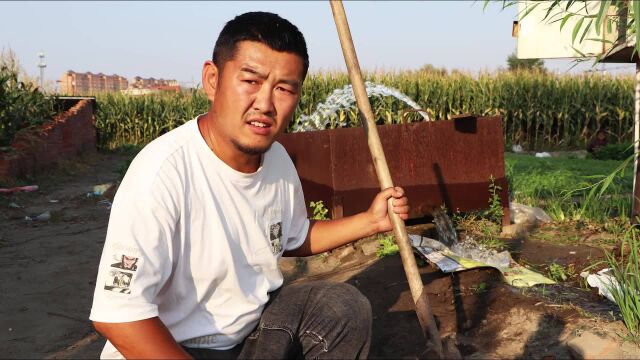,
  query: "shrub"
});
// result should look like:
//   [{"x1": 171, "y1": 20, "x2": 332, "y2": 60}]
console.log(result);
[{"x1": 589, "y1": 143, "x2": 634, "y2": 161}]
